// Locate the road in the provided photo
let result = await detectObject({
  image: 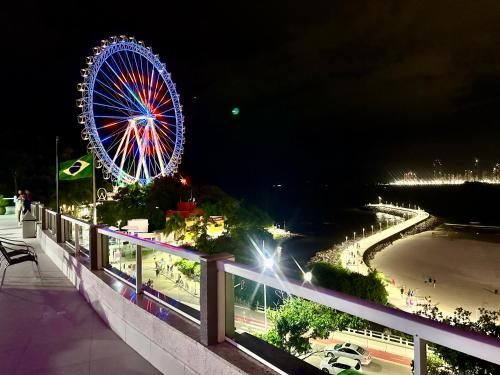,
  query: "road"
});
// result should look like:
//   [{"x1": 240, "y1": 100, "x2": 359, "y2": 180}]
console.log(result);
[{"x1": 305, "y1": 353, "x2": 411, "y2": 375}]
